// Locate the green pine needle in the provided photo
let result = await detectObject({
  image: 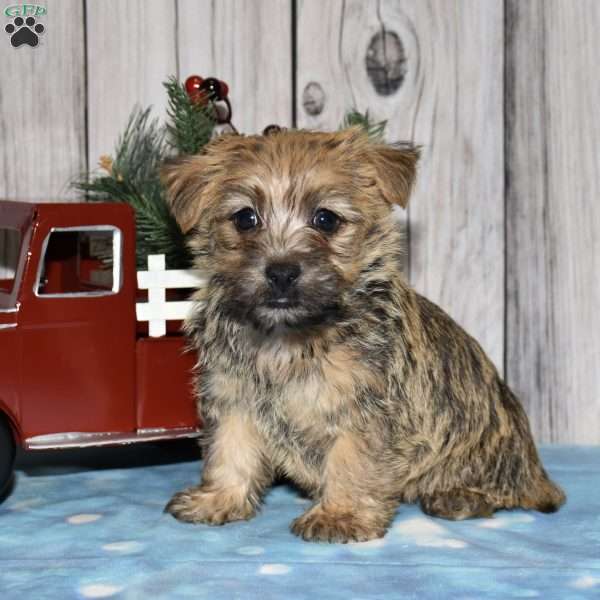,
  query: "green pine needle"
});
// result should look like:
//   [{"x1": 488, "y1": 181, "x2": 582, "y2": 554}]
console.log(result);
[
  {"x1": 341, "y1": 109, "x2": 387, "y2": 141},
  {"x1": 164, "y1": 77, "x2": 216, "y2": 155},
  {"x1": 73, "y1": 79, "x2": 218, "y2": 270},
  {"x1": 73, "y1": 106, "x2": 193, "y2": 269}
]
